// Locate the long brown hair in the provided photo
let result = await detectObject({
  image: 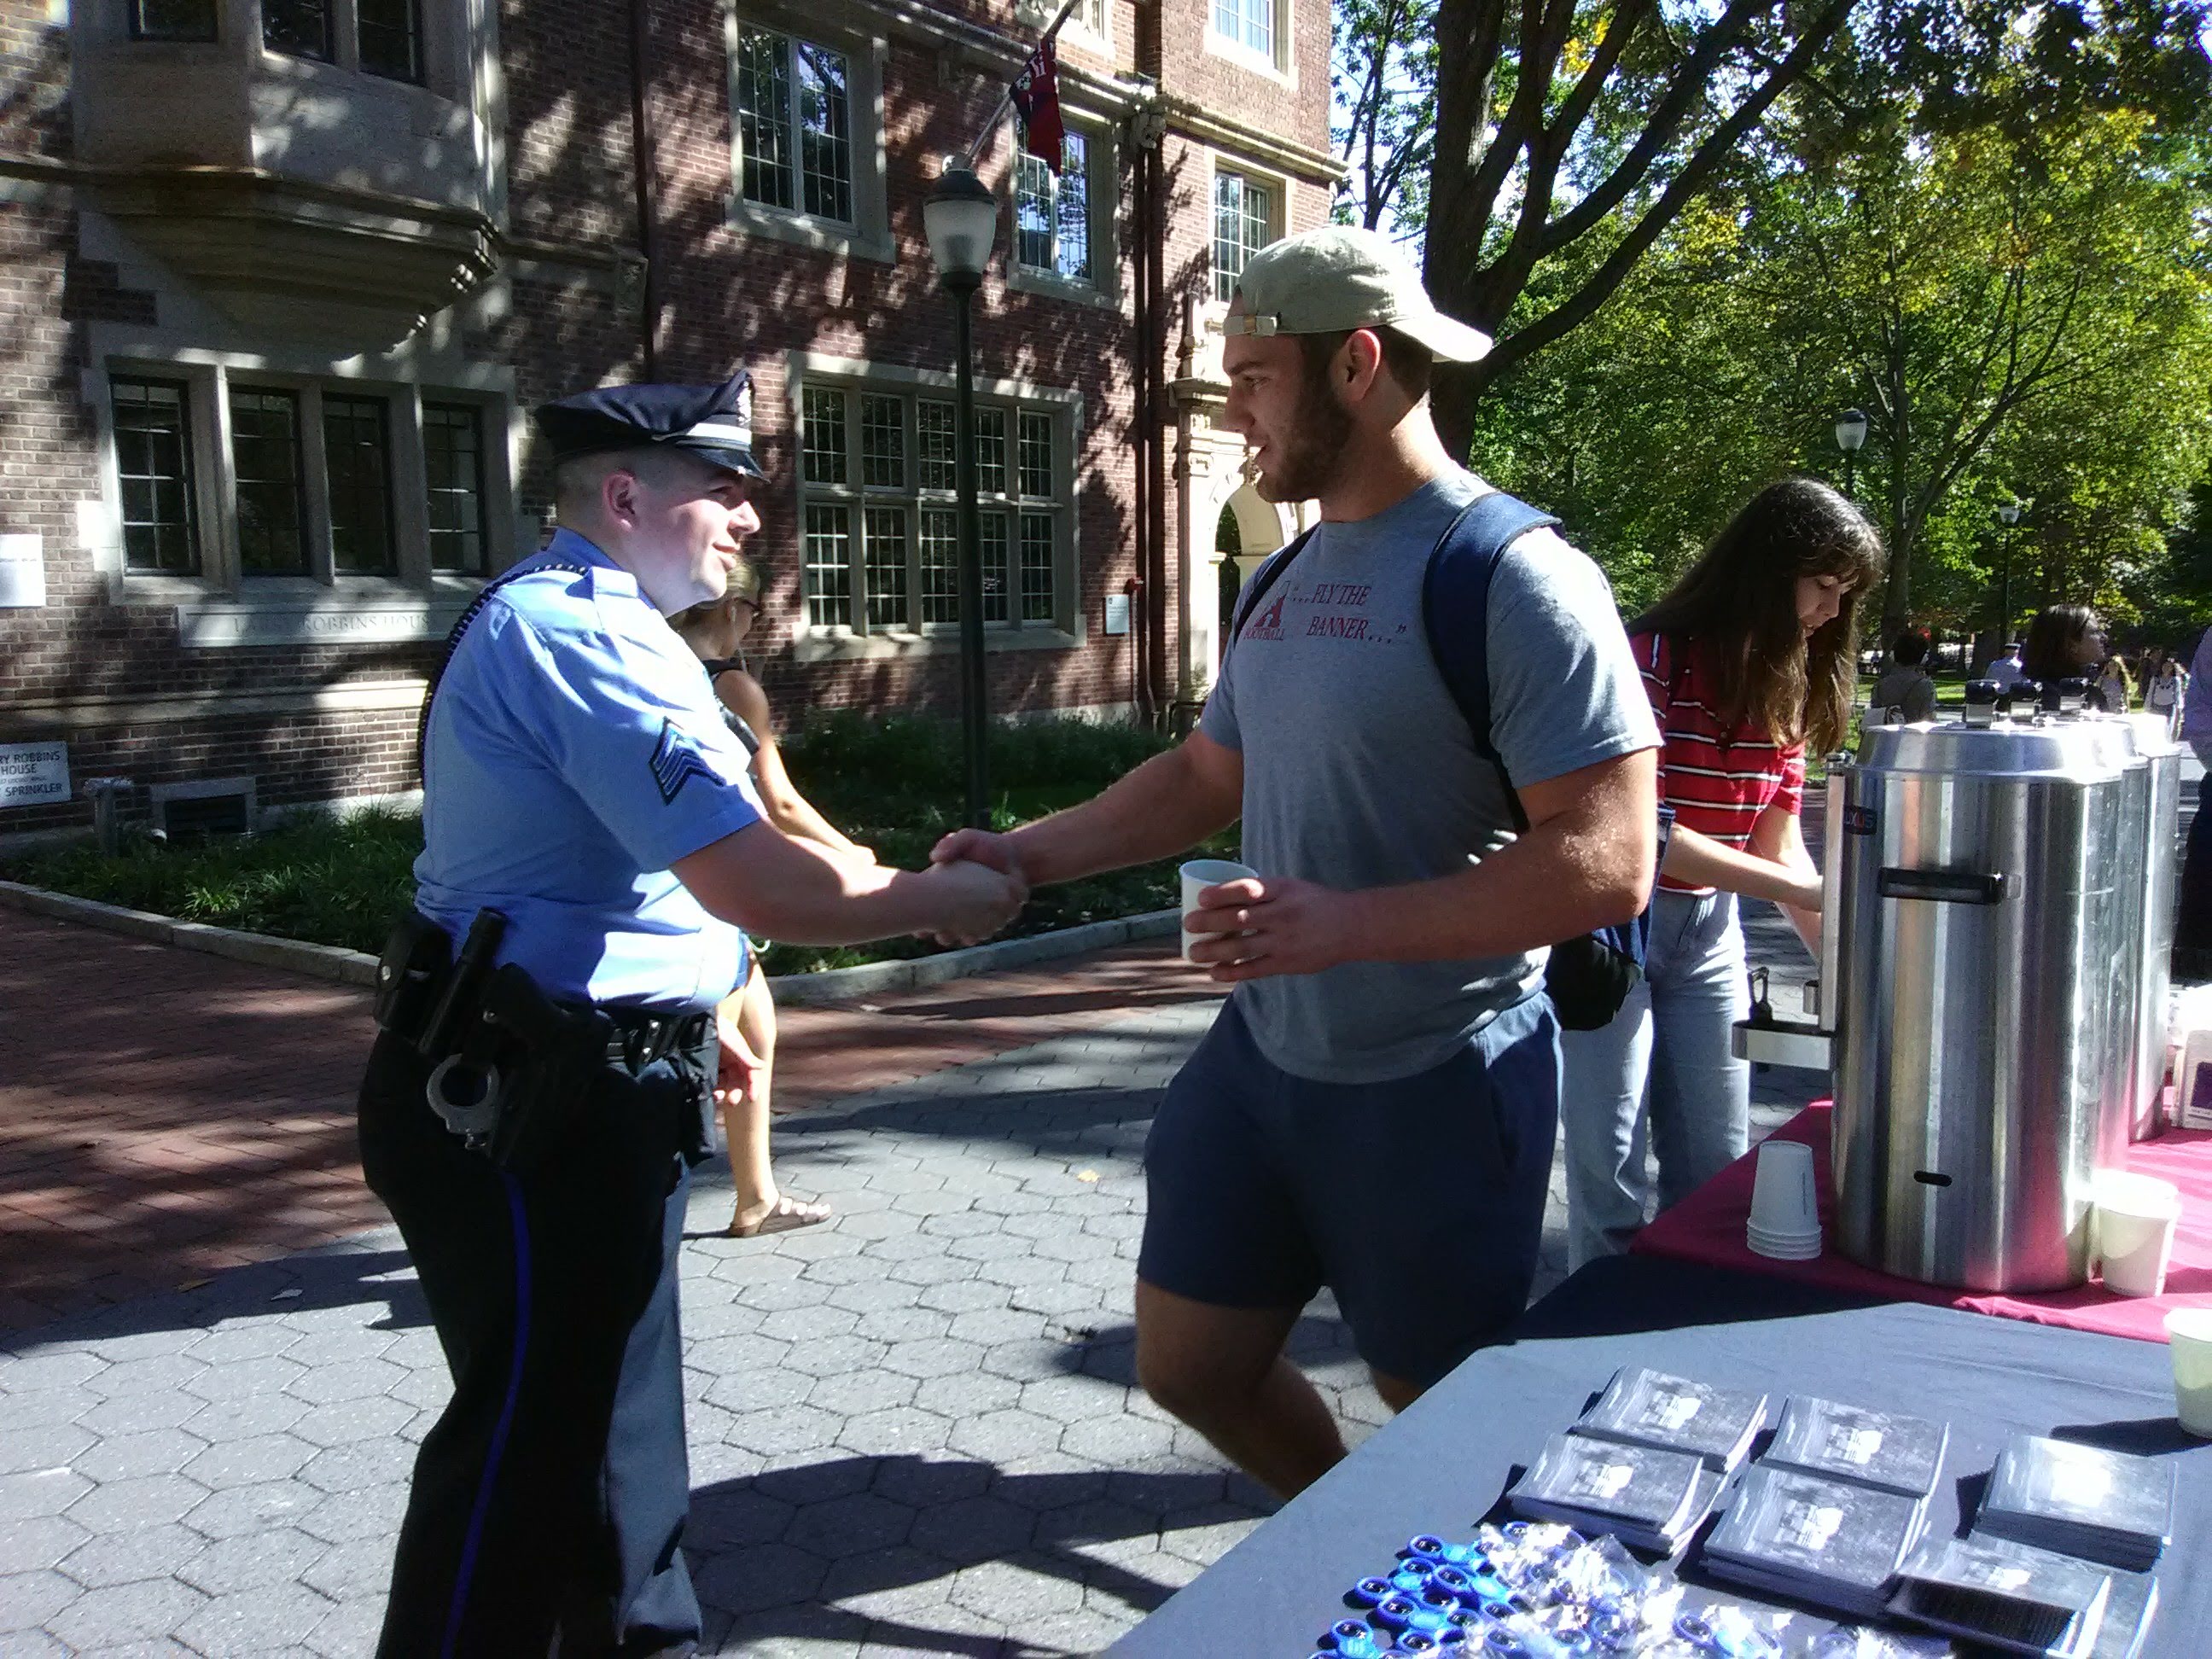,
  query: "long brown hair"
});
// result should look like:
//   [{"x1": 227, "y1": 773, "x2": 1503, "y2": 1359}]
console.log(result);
[
  {"x1": 2021, "y1": 605, "x2": 2098, "y2": 684},
  {"x1": 1636, "y1": 478, "x2": 1884, "y2": 755}
]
